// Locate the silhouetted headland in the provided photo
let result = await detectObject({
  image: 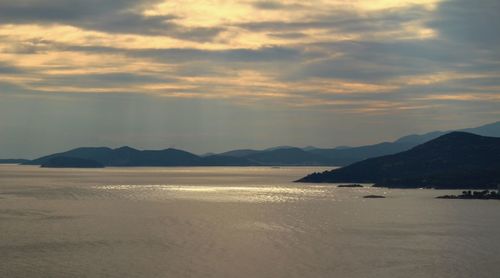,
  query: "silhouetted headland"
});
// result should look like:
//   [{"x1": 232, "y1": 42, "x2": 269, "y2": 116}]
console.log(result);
[{"x1": 297, "y1": 132, "x2": 500, "y2": 189}]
